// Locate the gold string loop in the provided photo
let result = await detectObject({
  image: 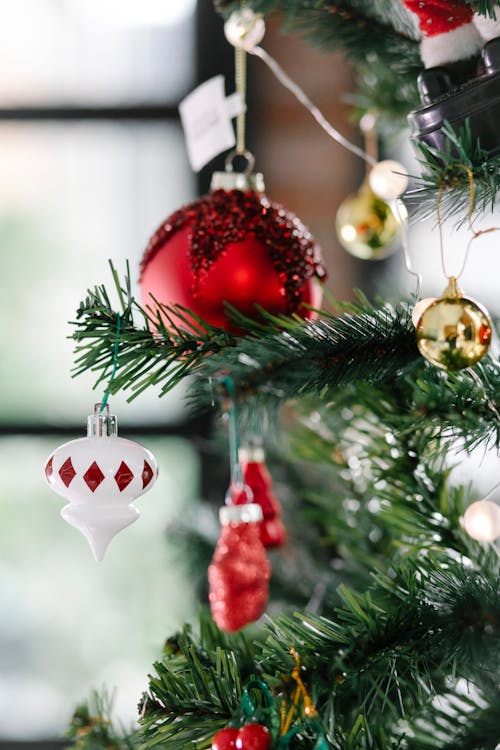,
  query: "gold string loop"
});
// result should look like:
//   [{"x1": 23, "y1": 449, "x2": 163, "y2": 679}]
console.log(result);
[
  {"x1": 280, "y1": 649, "x2": 317, "y2": 736},
  {"x1": 436, "y1": 164, "x2": 500, "y2": 281}
]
